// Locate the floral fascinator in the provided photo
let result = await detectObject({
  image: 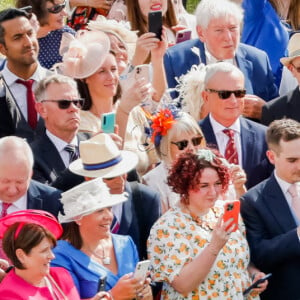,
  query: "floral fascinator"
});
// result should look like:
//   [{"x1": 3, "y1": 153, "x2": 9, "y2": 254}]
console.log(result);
[{"x1": 58, "y1": 30, "x2": 111, "y2": 79}]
